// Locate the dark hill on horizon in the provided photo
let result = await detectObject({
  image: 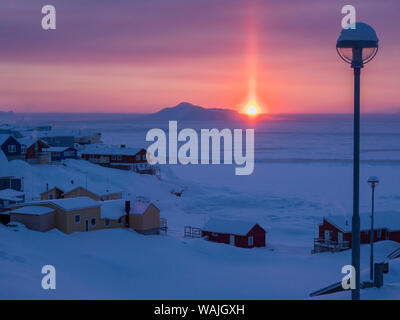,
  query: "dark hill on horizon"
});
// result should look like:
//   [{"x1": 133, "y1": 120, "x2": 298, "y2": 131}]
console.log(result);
[{"x1": 141, "y1": 102, "x2": 241, "y2": 121}]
